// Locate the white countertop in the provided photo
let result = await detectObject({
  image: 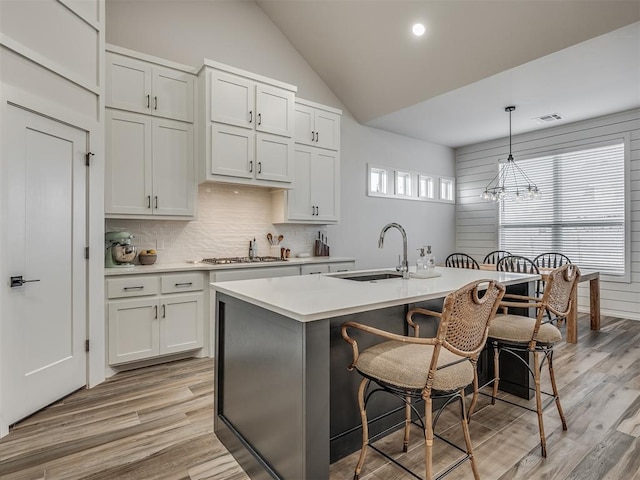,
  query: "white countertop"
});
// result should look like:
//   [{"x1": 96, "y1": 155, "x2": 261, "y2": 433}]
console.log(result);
[
  {"x1": 104, "y1": 256, "x2": 356, "y2": 276},
  {"x1": 210, "y1": 266, "x2": 540, "y2": 322}
]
